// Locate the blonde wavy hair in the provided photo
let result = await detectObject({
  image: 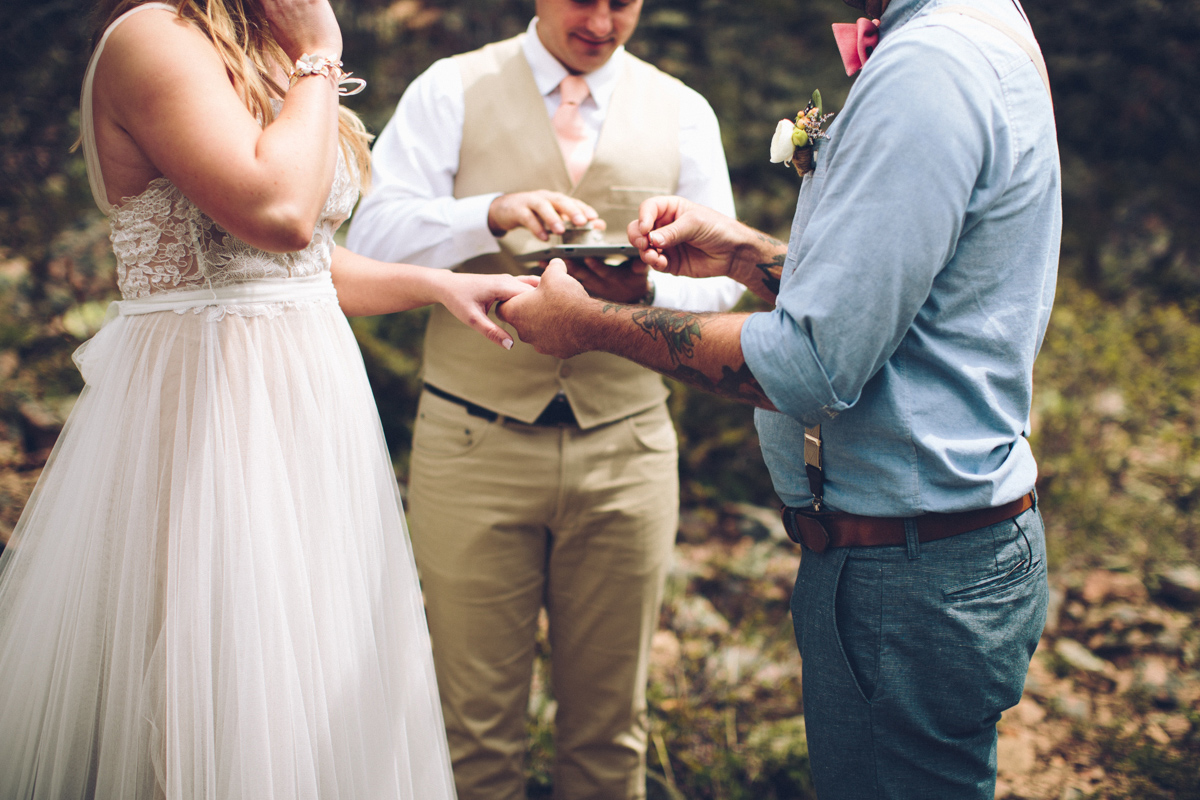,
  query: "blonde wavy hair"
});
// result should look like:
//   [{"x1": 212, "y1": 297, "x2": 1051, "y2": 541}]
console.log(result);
[{"x1": 91, "y1": 0, "x2": 372, "y2": 190}]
